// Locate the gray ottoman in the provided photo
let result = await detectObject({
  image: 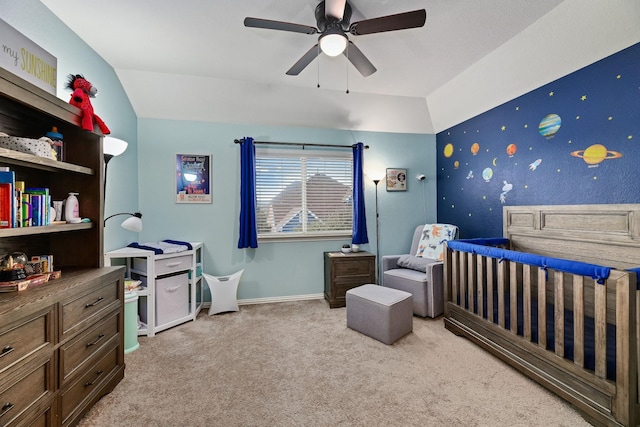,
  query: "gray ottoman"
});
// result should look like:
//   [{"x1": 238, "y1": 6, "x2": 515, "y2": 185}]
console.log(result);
[{"x1": 346, "y1": 284, "x2": 413, "y2": 345}]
